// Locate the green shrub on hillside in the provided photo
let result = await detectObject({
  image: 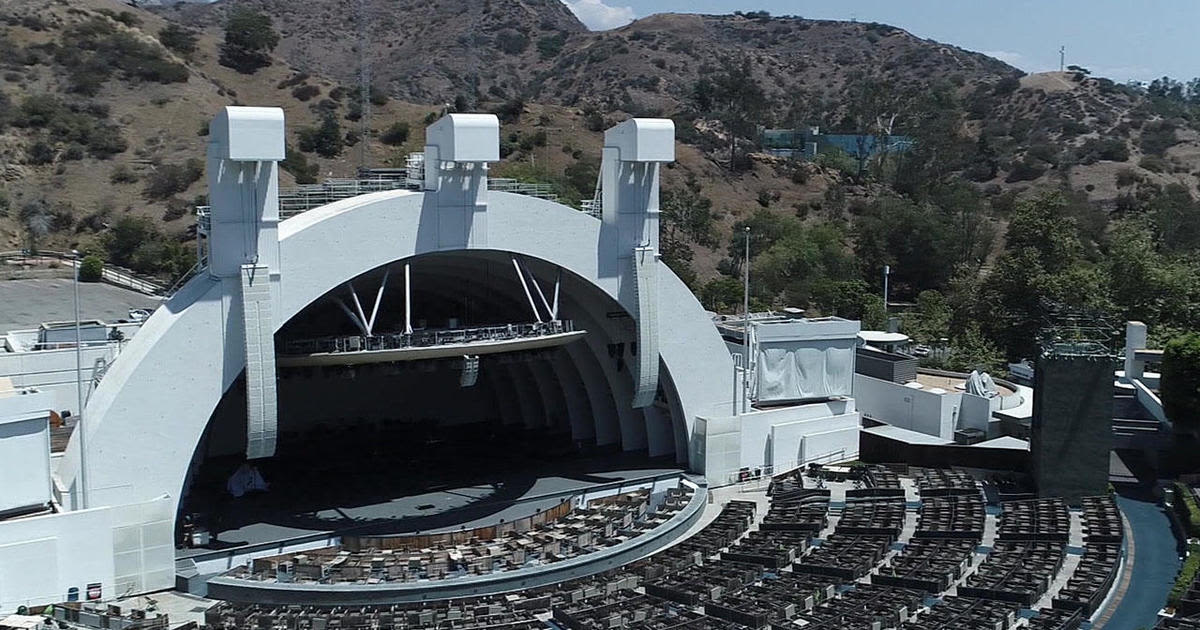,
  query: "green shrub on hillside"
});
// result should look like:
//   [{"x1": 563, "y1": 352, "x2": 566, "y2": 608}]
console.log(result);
[
  {"x1": 95, "y1": 8, "x2": 142, "y2": 28},
  {"x1": 1004, "y1": 158, "x2": 1046, "y2": 182},
  {"x1": 14, "y1": 95, "x2": 127, "y2": 159},
  {"x1": 1140, "y1": 120, "x2": 1180, "y2": 157},
  {"x1": 0, "y1": 91, "x2": 11, "y2": 131},
  {"x1": 1140, "y1": 155, "x2": 1168, "y2": 173},
  {"x1": 297, "y1": 115, "x2": 343, "y2": 158},
  {"x1": 26, "y1": 140, "x2": 54, "y2": 165},
  {"x1": 109, "y1": 164, "x2": 138, "y2": 184},
  {"x1": 101, "y1": 215, "x2": 193, "y2": 279},
  {"x1": 281, "y1": 146, "x2": 318, "y2": 185},
  {"x1": 143, "y1": 159, "x2": 203, "y2": 200},
  {"x1": 291, "y1": 84, "x2": 320, "y2": 102},
  {"x1": 537, "y1": 33, "x2": 566, "y2": 59},
  {"x1": 1115, "y1": 168, "x2": 1140, "y2": 188},
  {"x1": 158, "y1": 24, "x2": 198, "y2": 57},
  {"x1": 57, "y1": 17, "x2": 188, "y2": 93},
  {"x1": 379, "y1": 121, "x2": 410, "y2": 146},
  {"x1": 78, "y1": 254, "x2": 104, "y2": 282},
  {"x1": 814, "y1": 147, "x2": 857, "y2": 178},
  {"x1": 495, "y1": 29, "x2": 529, "y2": 55},
  {"x1": 1075, "y1": 138, "x2": 1129, "y2": 164}
]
